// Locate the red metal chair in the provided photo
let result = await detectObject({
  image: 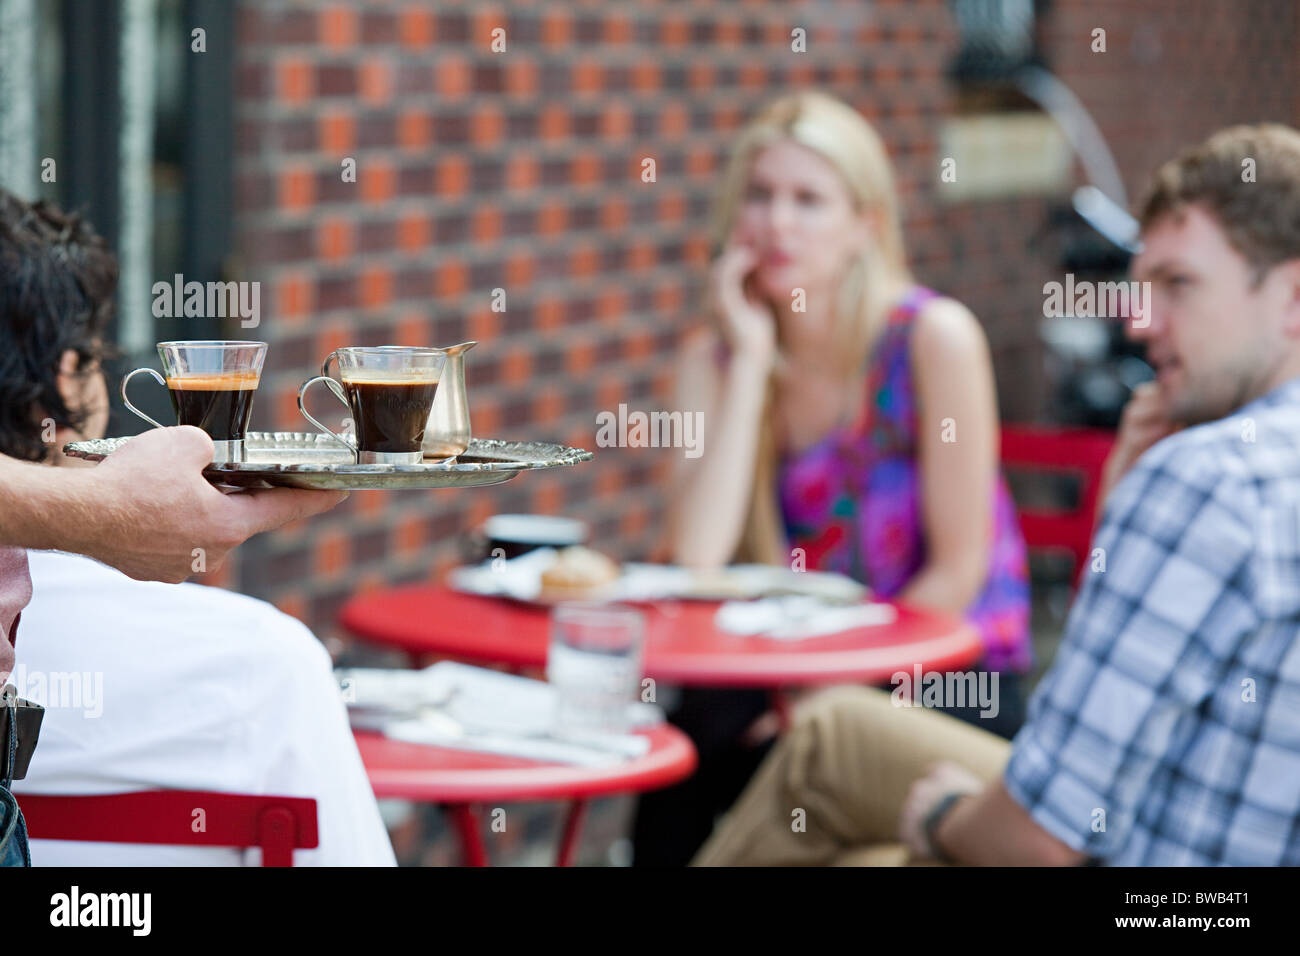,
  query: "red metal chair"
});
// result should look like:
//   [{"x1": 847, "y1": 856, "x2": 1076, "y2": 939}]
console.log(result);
[
  {"x1": 1000, "y1": 424, "x2": 1115, "y2": 586},
  {"x1": 18, "y1": 790, "x2": 319, "y2": 867}
]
